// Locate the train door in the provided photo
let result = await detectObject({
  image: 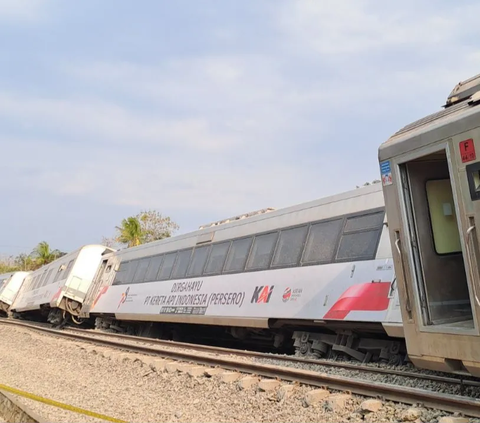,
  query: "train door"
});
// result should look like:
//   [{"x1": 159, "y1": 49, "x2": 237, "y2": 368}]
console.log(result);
[{"x1": 398, "y1": 147, "x2": 476, "y2": 330}]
